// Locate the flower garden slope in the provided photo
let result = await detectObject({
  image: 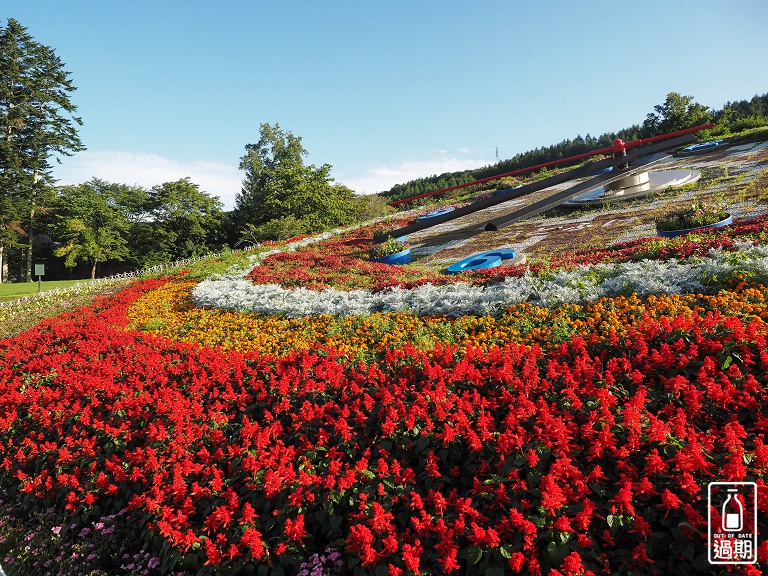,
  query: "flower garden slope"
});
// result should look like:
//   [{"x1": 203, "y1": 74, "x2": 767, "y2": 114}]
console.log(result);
[
  {"x1": 132, "y1": 275, "x2": 768, "y2": 360},
  {"x1": 5, "y1": 214, "x2": 768, "y2": 574},
  {"x1": 192, "y1": 216, "x2": 768, "y2": 317},
  {"x1": 4, "y1": 279, "x2": 768, "y2": 573}
]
